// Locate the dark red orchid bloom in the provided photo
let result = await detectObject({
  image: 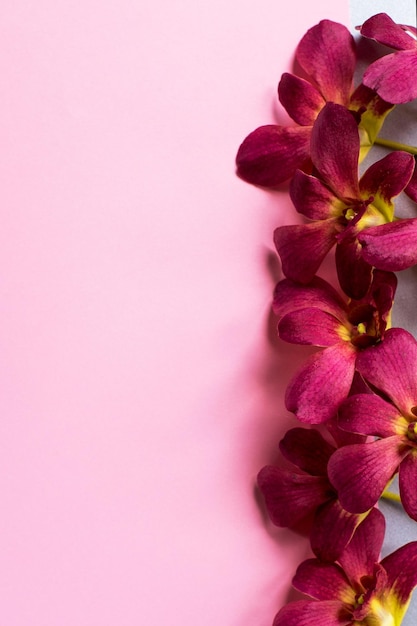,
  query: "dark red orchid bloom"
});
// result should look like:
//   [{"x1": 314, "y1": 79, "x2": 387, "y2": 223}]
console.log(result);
[{"x1": 236, "y1": 19, "x2": 393, "y2": 188}]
